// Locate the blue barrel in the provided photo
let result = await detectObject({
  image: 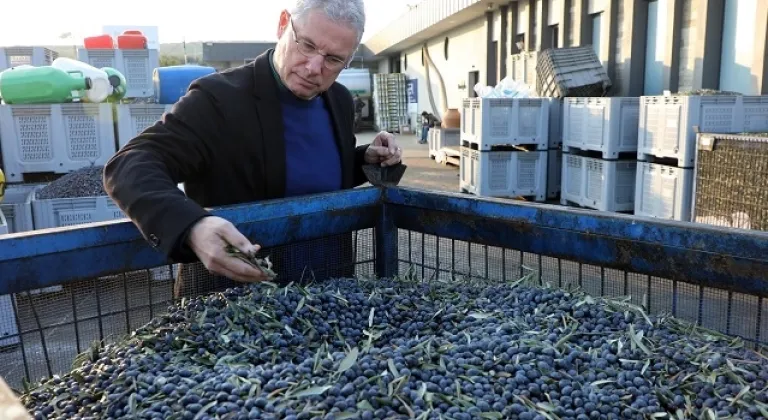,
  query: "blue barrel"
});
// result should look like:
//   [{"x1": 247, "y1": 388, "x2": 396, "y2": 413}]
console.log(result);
[{"x1": 153, "y1": 65, "x2": 216, "y2": 104}]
